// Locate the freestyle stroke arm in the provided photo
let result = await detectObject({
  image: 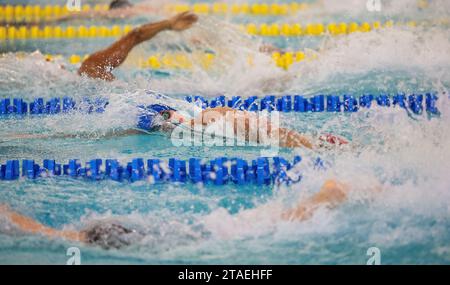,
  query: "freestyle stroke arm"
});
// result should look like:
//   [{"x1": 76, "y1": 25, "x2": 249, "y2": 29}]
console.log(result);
[
  {"x1": 78, "y1": 12, "x2": 198, "y2": 81},
  {"x1": 189, "y1": 107, "x2": 313, "y2": 148}
]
